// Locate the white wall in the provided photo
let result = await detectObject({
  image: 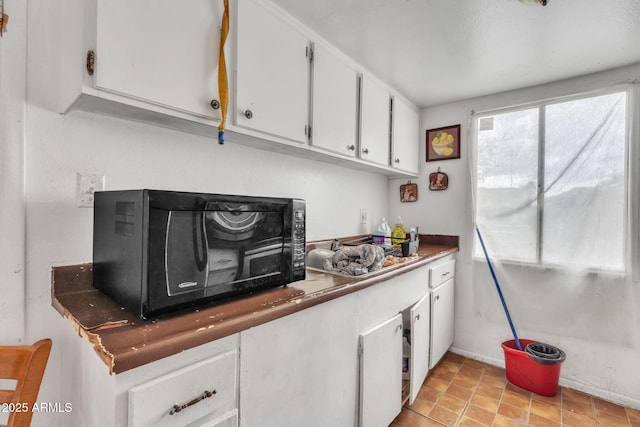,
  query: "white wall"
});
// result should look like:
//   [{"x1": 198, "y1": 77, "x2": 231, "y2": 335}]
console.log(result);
[
  {"x1": 0, "y1": 0, "x2": 26, "y2": 345},
  {"x1": 389, "y1": 64, "x2": 640, "y2": 408}
]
